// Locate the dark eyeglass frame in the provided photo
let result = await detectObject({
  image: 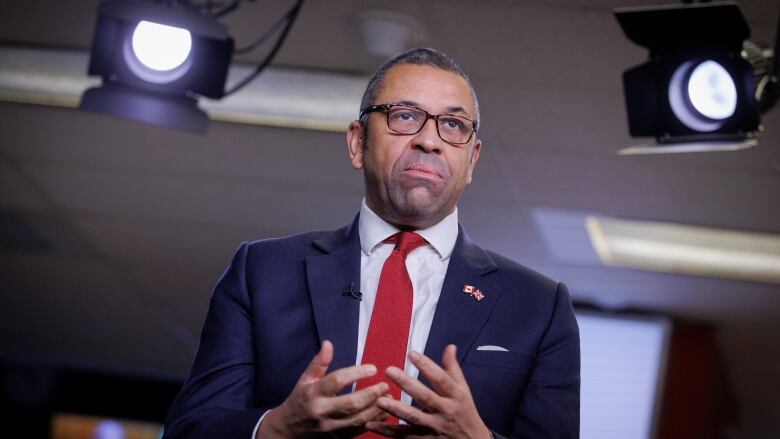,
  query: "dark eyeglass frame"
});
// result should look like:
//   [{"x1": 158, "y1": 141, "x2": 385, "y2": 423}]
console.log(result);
[{"x1": 359, "y1": 103, "x2": 478, "y2": 145}]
